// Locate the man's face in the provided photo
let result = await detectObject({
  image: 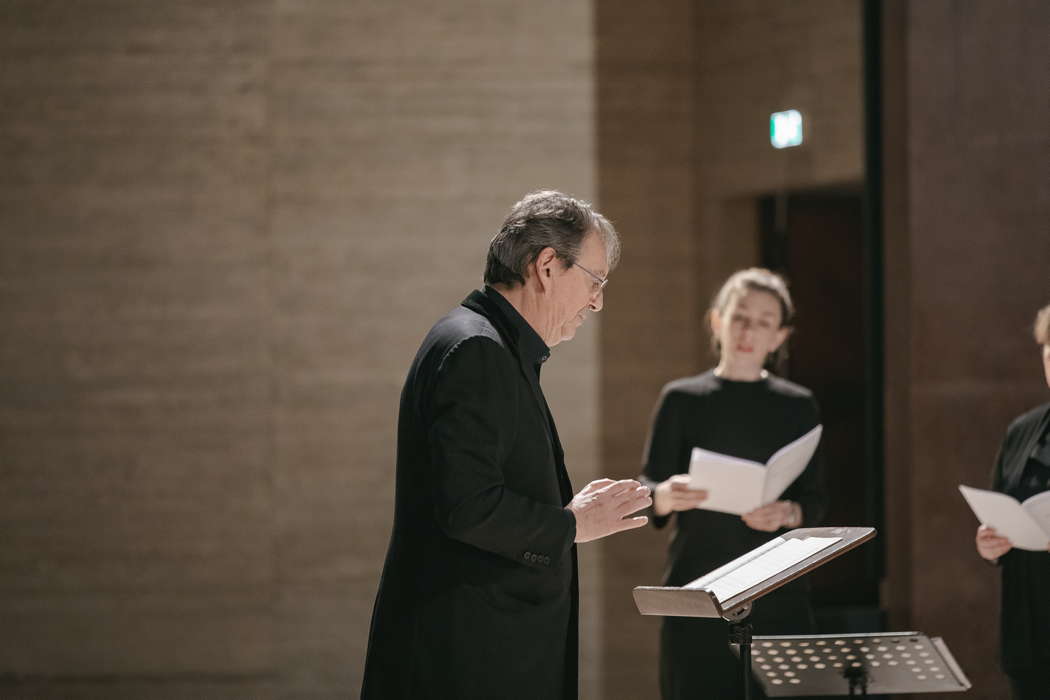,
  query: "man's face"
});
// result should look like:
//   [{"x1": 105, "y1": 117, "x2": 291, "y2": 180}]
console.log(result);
[{"x1": 551, "y1": 231, "x2": 607, "y2": 346}]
